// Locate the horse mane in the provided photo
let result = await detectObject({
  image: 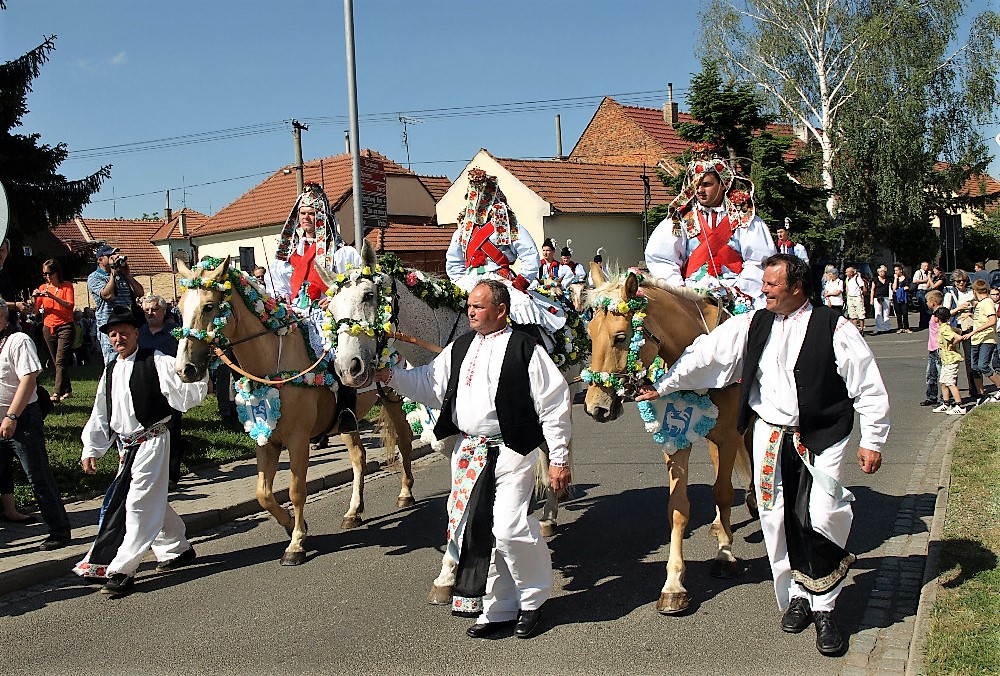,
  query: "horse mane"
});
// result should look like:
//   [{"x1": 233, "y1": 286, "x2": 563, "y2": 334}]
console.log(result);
[{"x1": 587, "y1": 264, "x2": 719, "y2": 309}]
